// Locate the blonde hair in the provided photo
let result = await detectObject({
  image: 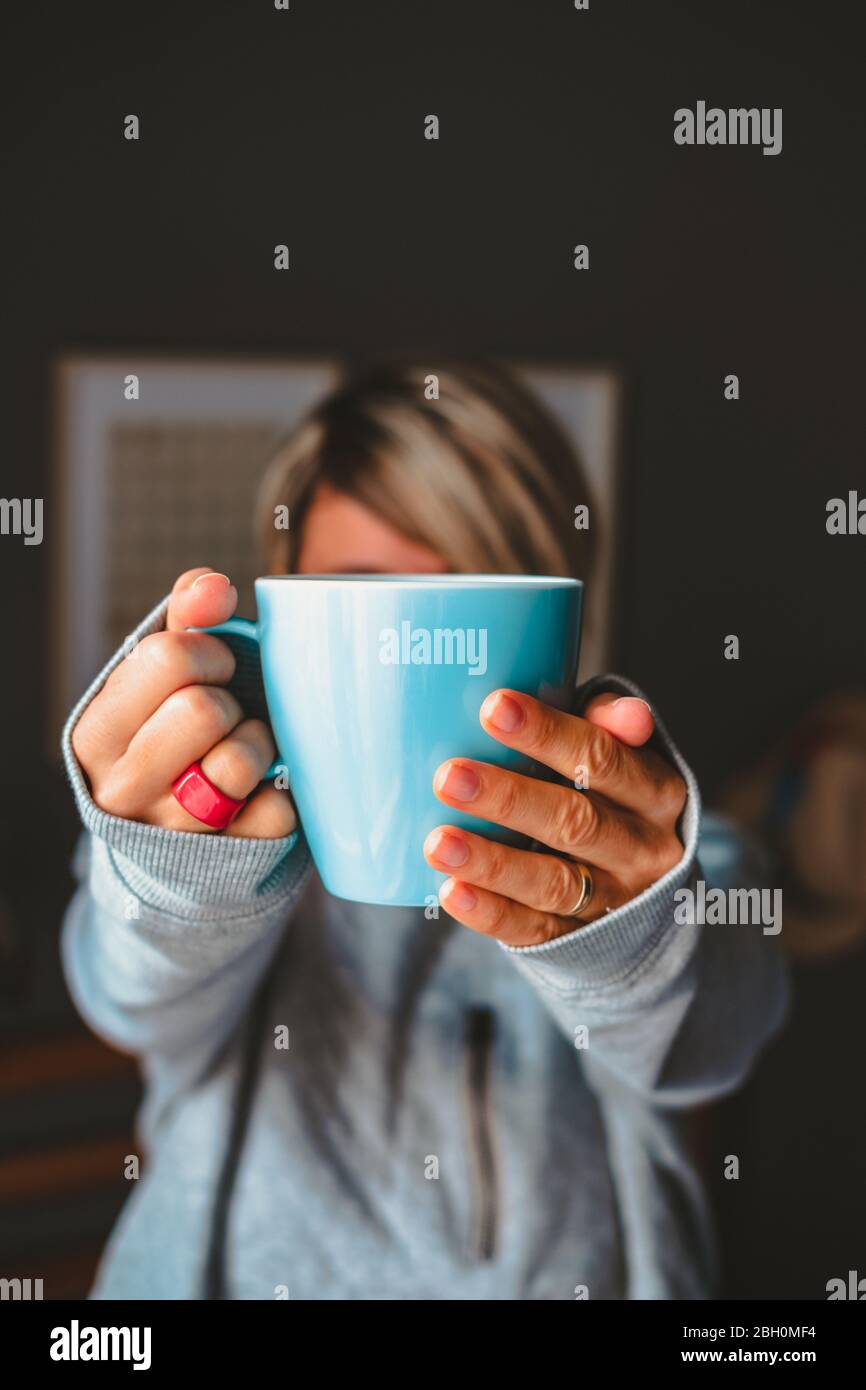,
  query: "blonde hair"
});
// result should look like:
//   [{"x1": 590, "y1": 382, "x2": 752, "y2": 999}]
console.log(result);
[{"x1": 258, "y1": 358, "x2": 596, "y2": 581}]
